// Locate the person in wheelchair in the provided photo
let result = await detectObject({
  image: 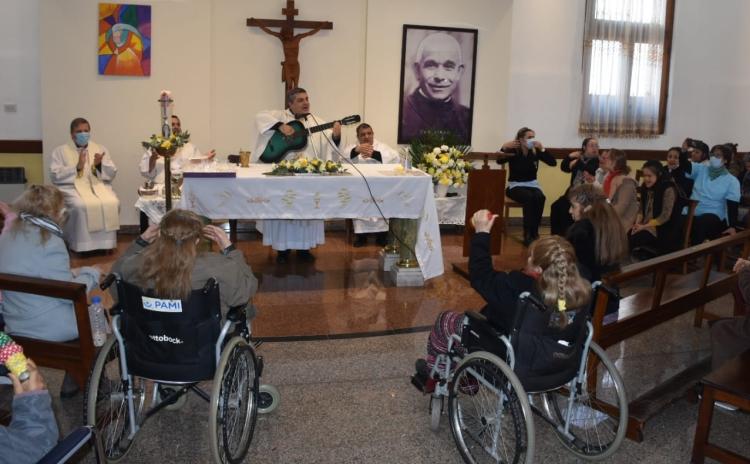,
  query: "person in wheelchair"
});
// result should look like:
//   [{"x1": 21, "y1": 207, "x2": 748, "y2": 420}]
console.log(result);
[
  {"x1": 111, "y1": 209, "x2": 257, "y2": 318},
  {"x1": 417, "y1": 209, "x2": 592, "y2": 379}
]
